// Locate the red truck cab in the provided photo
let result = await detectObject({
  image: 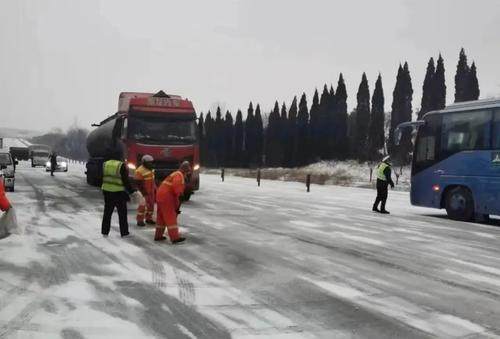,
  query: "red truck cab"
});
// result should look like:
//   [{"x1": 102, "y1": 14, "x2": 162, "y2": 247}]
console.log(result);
[{"x1": 86, "y1": 91, "x2": 200, "y2": 200}]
